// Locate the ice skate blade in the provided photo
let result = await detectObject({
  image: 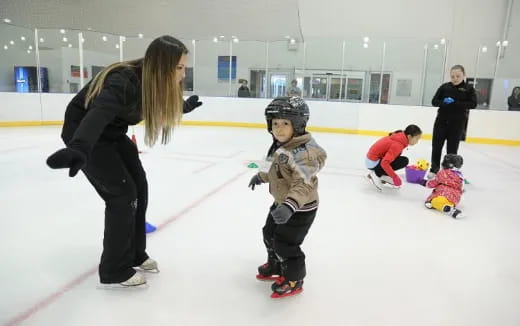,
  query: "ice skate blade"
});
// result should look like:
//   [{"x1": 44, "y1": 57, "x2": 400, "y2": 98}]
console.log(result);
[
  {"x1": 256, "y1": 274, "x2": 281, "y2": 281},
  {"x1": 366, "y1": 175, "x2": 382, "y2": 192},
  {"x1": 270, "y1": 288, "x2": 303, "y2": 299},
  {"x1": 96, "y1": 282, "x2": 149, "y2": 290},
  {"x1": 136, "y1": 267, "x2": 160, "y2": 273}
]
